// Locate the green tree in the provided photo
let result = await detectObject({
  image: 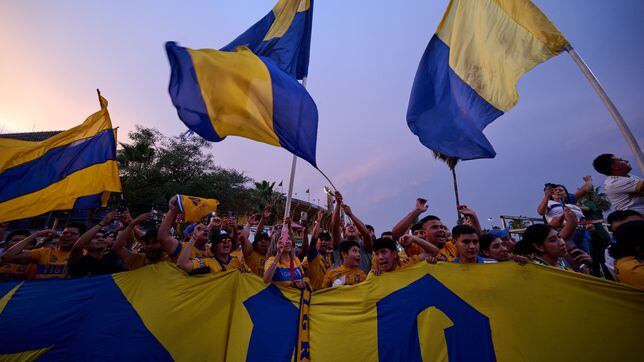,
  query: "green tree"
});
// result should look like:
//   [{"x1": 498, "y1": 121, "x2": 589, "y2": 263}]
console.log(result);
[
  {"x1": 116, "y1": 126, "x2": 261, "y2": 216},
  {"x1": 508, "y1": 218, "x2": 527, "y2": 229}
]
